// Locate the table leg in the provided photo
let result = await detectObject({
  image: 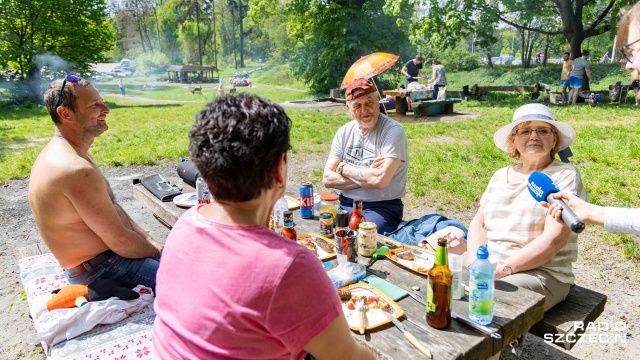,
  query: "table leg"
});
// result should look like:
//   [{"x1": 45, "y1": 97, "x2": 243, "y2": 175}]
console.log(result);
[
  {"x1": 445, "y1": 103, "x2": 454, "y2": 113},
  {"x1": 395, "y1": 96, "x2": 407, "y2": 115}
]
